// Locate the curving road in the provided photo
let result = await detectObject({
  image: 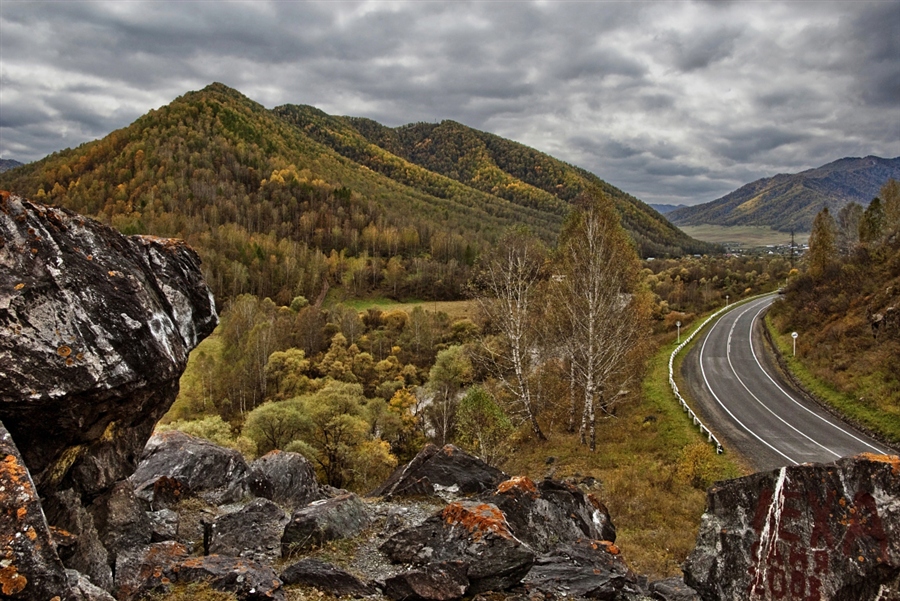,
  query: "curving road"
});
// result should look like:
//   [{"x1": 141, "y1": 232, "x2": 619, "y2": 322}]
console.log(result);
[{"x1": 682, "y1": 293, "x2": 889, "y2": 471}]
